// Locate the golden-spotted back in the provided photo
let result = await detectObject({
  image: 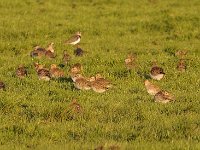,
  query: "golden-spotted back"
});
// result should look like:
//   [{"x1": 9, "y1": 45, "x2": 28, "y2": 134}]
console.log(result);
[
  {"x1": 16, "y1": 65, "x2": 27, "y2": 78},
  {"x1": 144, "y1": 80, "x2": 161, "y2": 96},
  {"x1": 50, "y1": 64, "x2": 64, "y2": 78},
  {"x1": 154, "y1": 90, "x2": 175, "y2": 103}
]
